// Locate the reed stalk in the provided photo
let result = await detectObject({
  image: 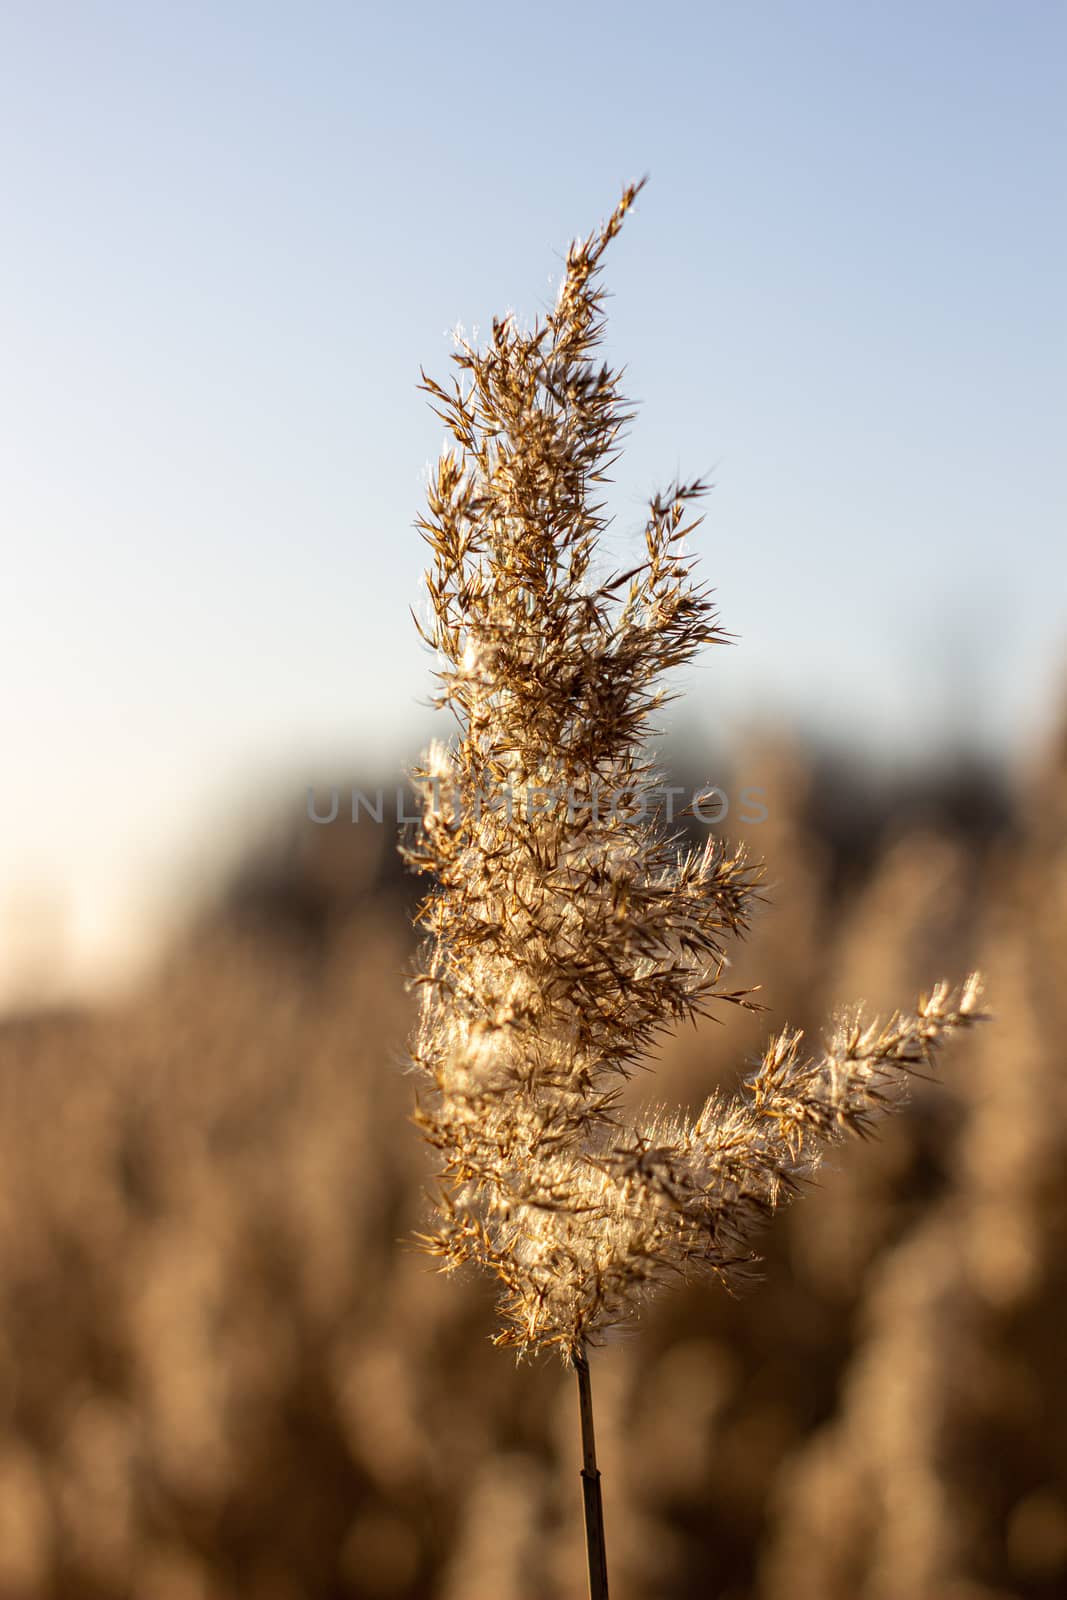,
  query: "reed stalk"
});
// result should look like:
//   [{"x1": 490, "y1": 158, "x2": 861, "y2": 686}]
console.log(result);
[{"x1": 574, "y1": 1344, "x2": 609, "y2": 1600}]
